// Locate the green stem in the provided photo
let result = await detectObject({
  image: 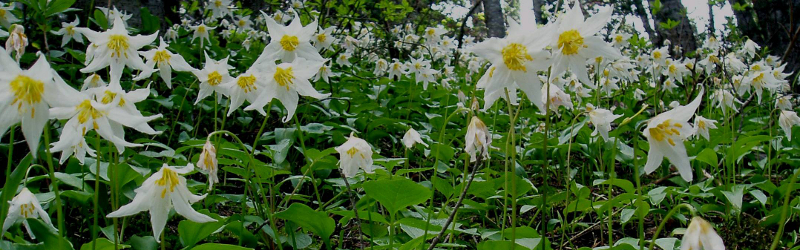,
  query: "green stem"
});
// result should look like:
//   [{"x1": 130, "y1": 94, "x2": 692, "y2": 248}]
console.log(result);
[
  {"x1": 769, "y1": 169, "x2": 798, "y2": 250},
  {"x1": 42, "y1": 124, "x2": 64, "y2": 239},
  {"x1": 1, "y1": 125, "x2": 14, "y2": 230},
  {"x1": 648, "y1": 203, "x2": 696, "y2": 250},
  {"x1": 92, "y1": 133, "x2": 101, "y2": 250}
]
